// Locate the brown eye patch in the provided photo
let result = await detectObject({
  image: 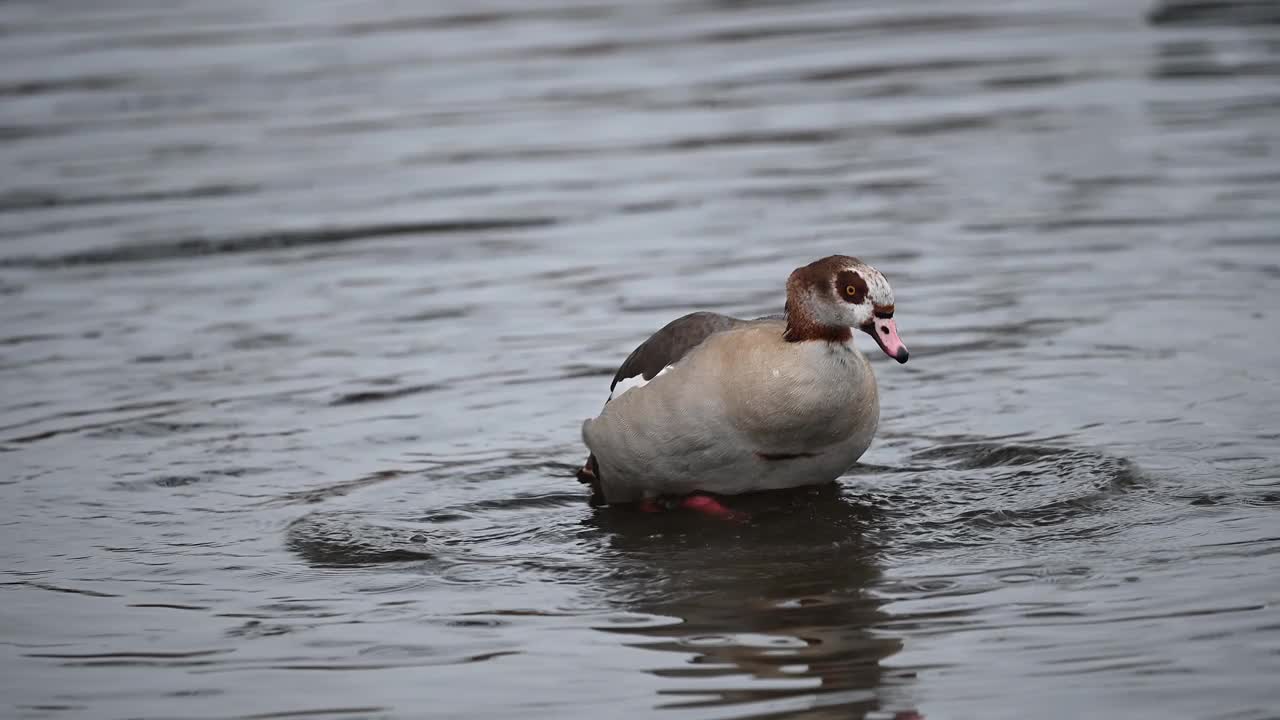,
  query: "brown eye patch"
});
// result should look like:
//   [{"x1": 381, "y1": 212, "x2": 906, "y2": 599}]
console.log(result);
[{"x1": 836, "y1": 270, "x2": 868, "y2": 304}]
